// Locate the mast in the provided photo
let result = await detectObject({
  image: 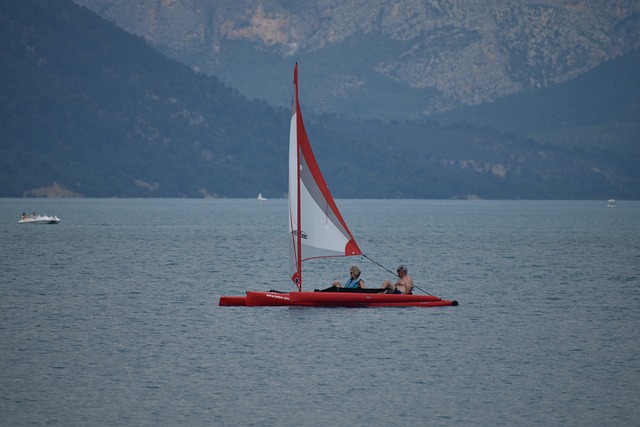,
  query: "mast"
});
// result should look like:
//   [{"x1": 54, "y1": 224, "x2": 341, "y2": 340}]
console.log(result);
[{"x1": 294, "y1": 63, "x2": 303, "y2": 290}]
